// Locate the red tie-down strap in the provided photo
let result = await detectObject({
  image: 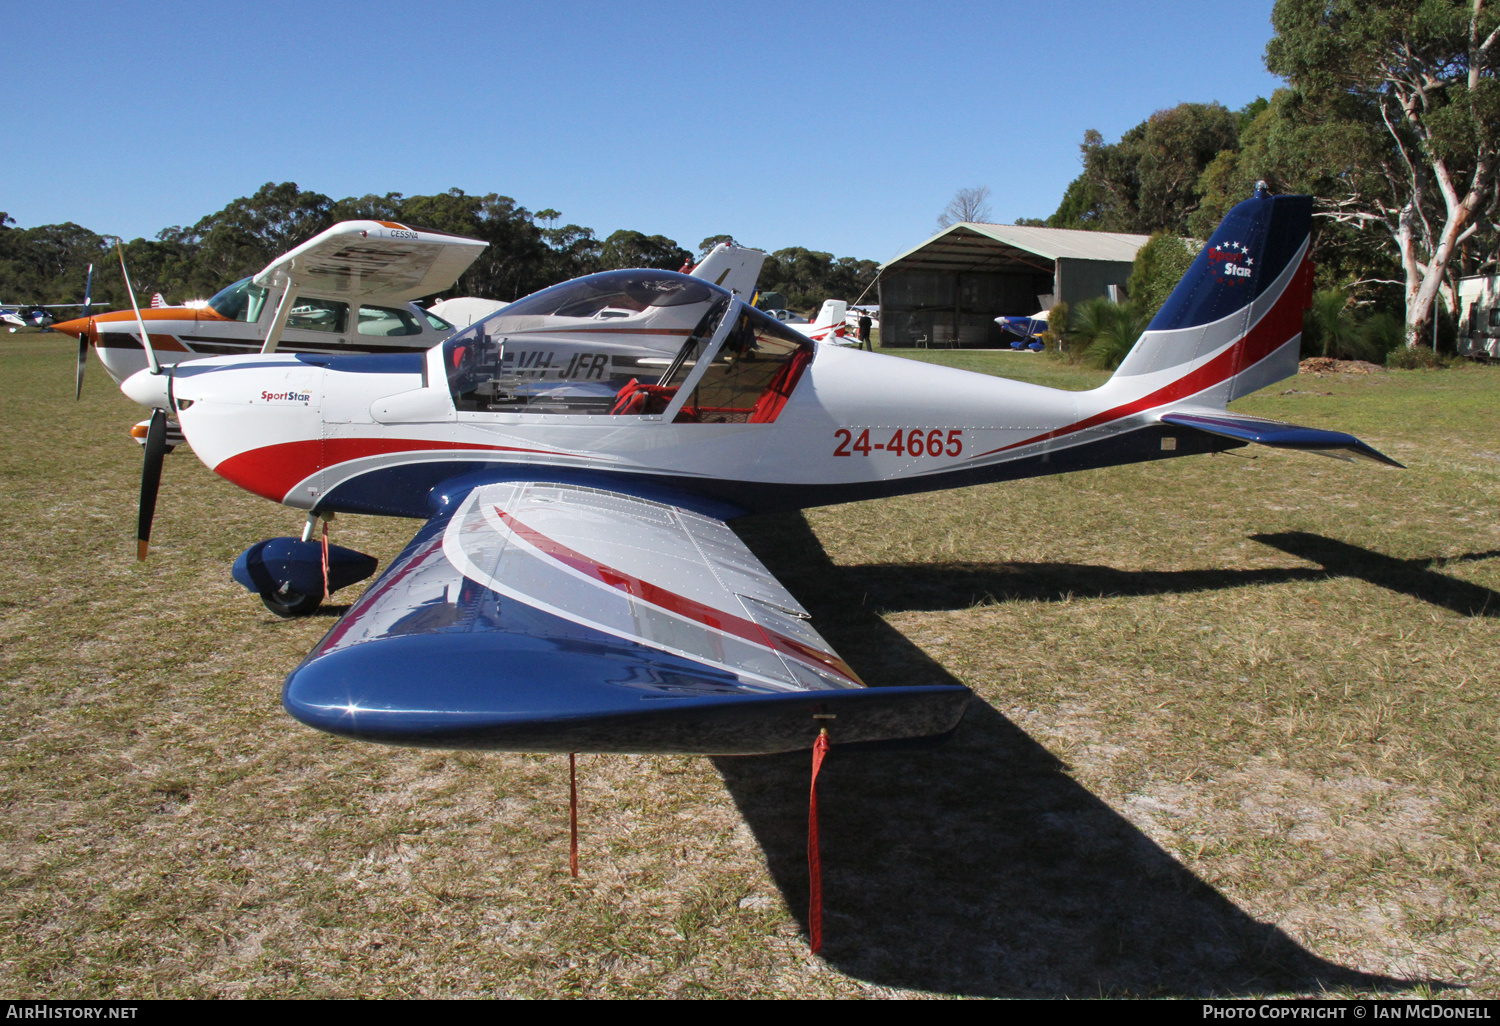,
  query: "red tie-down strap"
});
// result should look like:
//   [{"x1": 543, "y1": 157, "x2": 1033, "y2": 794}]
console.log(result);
[
  {"x1": 320, "y1": 519, "x2": 330, "y2": 599},
  {"x1": 808, "y1": 727, "x2": 830, "y2": 953},
  {"x1": 569, "y1": 752, "x2": 579, "y2": 878}
]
